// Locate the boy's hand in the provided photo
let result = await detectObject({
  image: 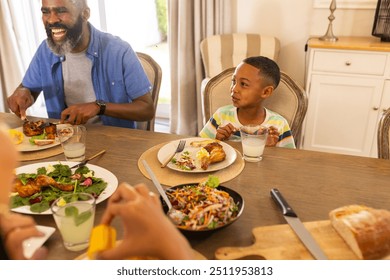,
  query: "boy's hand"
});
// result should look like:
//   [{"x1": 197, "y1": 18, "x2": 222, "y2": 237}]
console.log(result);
[
  {"x1": 266, "y1": 126, "x2": 279, "y2": 147},
  {"x1": 216, "y1": 124, "x2": 238, "y2": 141}
]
